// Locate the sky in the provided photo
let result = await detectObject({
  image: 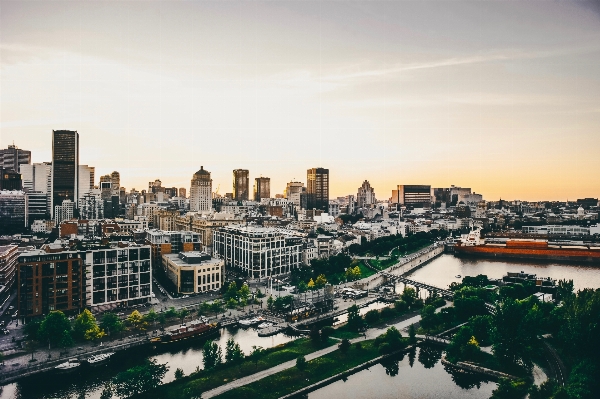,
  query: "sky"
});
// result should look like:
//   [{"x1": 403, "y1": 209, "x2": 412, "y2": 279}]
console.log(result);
[{"x1": 1, "y1": 0, "x2": 599, "y2": 201}]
